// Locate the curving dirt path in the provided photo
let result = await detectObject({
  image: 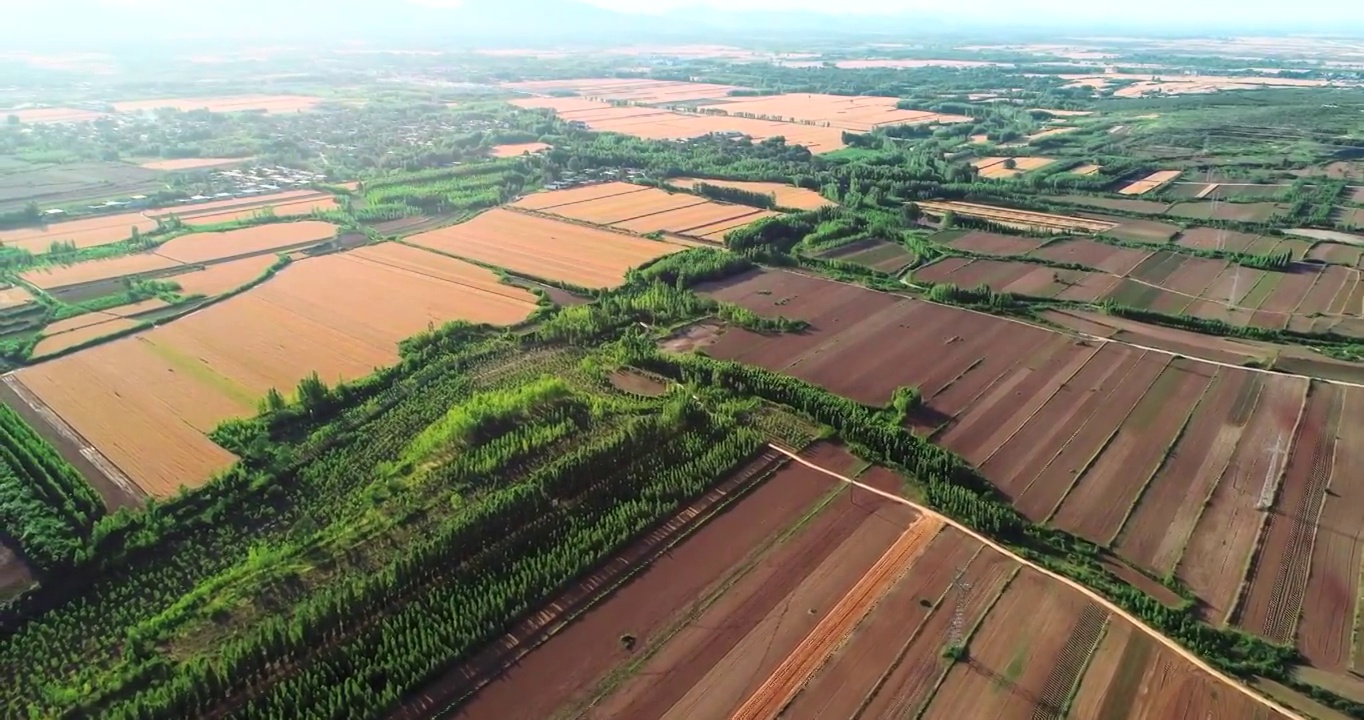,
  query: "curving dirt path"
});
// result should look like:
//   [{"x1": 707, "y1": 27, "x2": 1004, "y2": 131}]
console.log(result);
[{"x1": 767, "y1": 445, "x2": 1306, "y2": 720}]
